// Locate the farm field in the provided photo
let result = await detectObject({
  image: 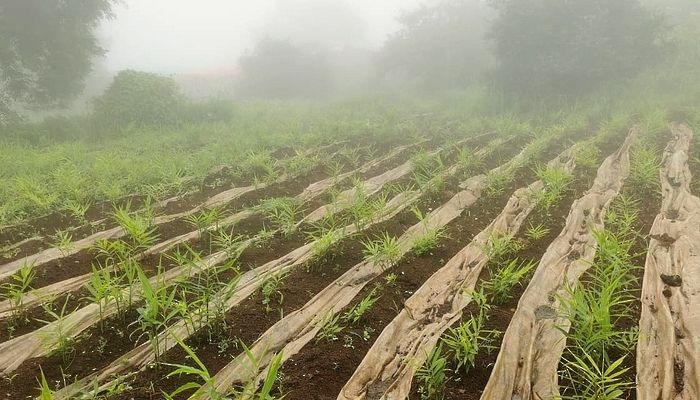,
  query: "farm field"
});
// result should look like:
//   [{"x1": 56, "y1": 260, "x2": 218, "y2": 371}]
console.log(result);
[
  {"x1": 6, "y1": 0, "x2": 700, "y2": 399},
  {"x1": 2, "y1": 104, "x2": 699, "y2": 400}
]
